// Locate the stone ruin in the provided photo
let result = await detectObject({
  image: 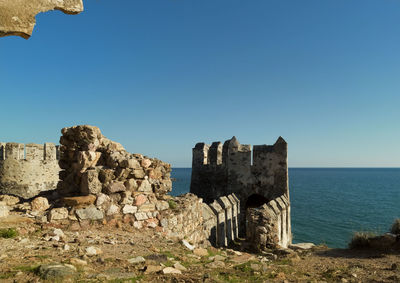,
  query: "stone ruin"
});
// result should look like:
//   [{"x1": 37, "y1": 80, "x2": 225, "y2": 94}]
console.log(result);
[
  {"x1": 190, "y1": 136, "x2": 292, "y2": 250},
  {"x1": 0, "y1": 0, "x2": 84, "y2": 39},
  {"x1": 0, "y1": 126, "x2": 291, "y2": 251}
]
